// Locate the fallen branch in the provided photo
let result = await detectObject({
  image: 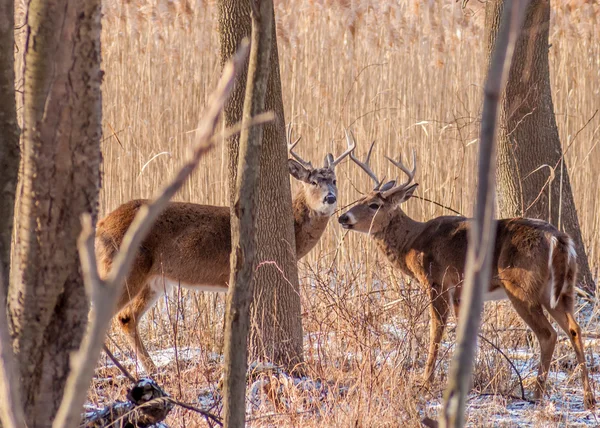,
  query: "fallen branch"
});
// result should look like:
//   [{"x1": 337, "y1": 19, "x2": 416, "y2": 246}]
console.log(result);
[
  {"x1": 100, "y1": 345, "x2": 223, "y2": 427},
  {"x1": 82, "y1": 378, "x2": 173, "y2": 427},
  {"x1": 52, "y1": 41, "x2": 250, "y2": 428}
]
